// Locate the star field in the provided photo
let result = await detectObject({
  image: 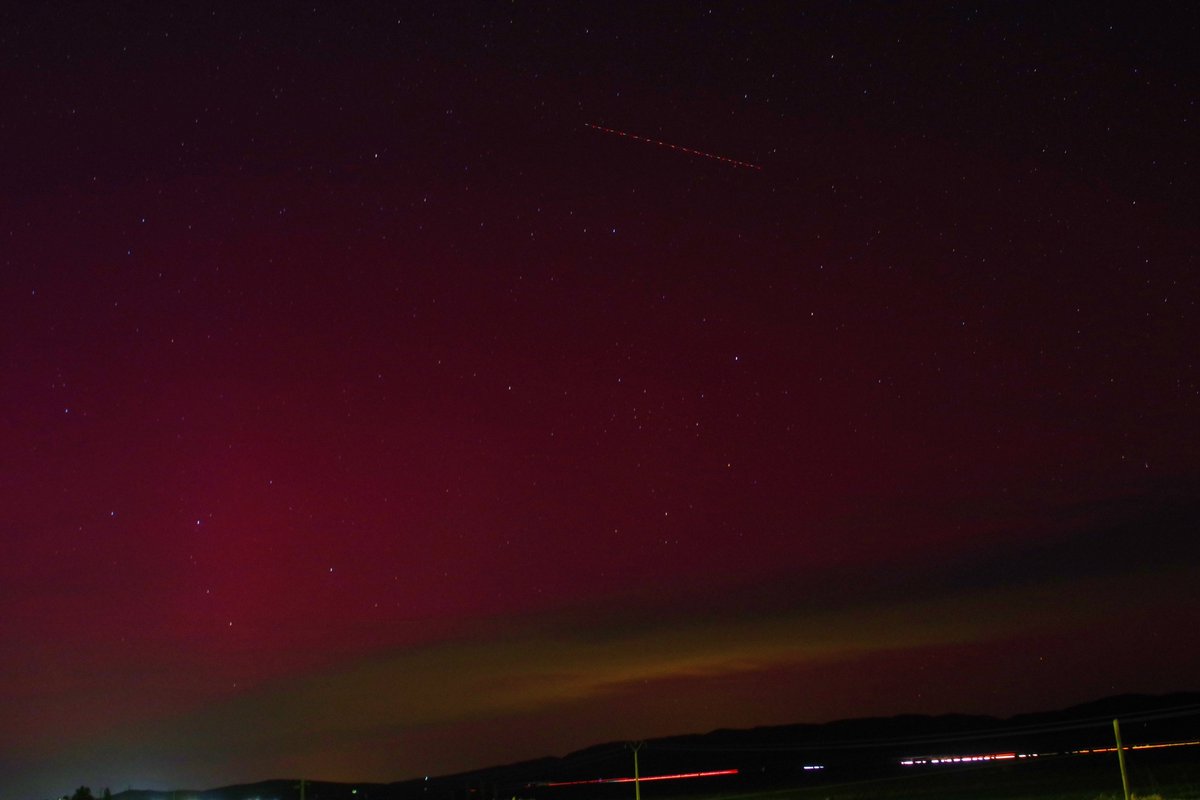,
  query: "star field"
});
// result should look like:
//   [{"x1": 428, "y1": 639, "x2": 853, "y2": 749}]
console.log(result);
[{"x1": 2, "y1": 3, "x2": 1199, "y2": 799}]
